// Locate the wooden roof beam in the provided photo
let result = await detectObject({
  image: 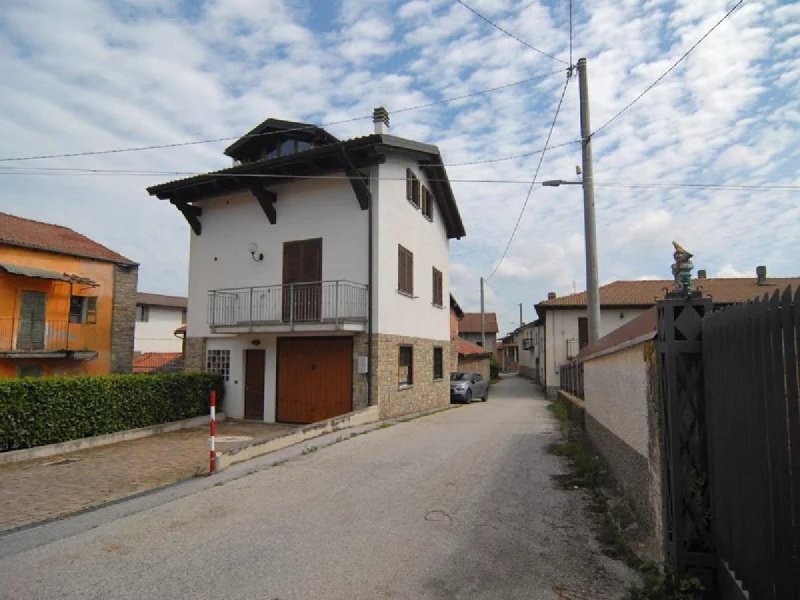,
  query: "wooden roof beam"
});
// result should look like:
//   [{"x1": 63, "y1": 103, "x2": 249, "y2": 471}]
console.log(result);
[
  {"x1": 339, "y1": 149, "x2": 370, "y2": 210},
  {"x1": 251, "y1": 186, "x2": 277, "y2": 224},
  {"x1": 171, "y1": 200, "x2": 202, "y2": 235}
]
